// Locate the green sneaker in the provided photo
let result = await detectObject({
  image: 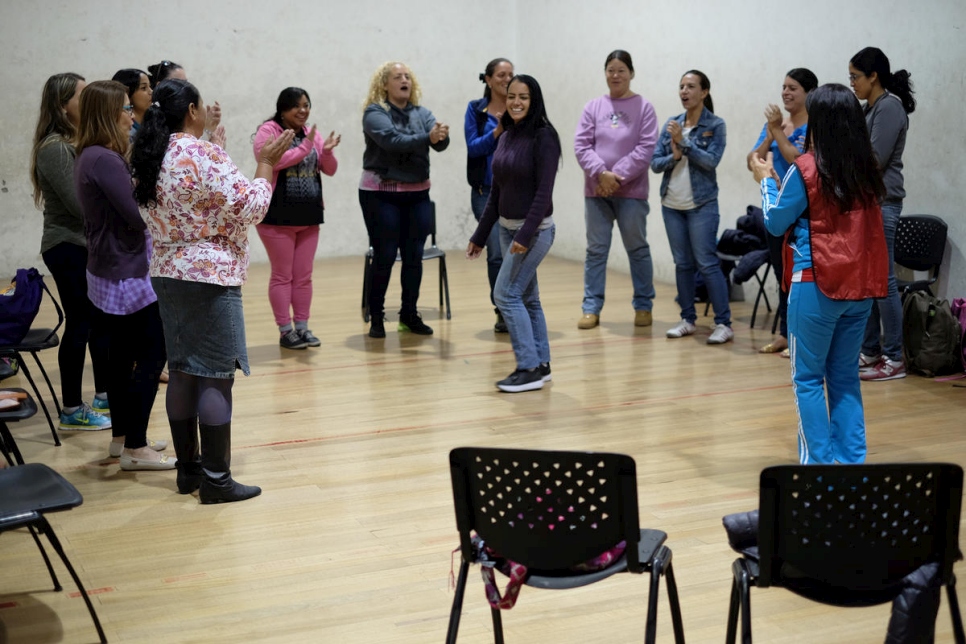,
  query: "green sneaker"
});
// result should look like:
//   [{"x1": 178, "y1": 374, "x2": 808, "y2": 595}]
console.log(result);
[
  {"x1": 91, "y1": 396, "x2": 110, "y2": 414},
  {"x1": 59, "y1": 403, "x2": 112, "y2": 431}
]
